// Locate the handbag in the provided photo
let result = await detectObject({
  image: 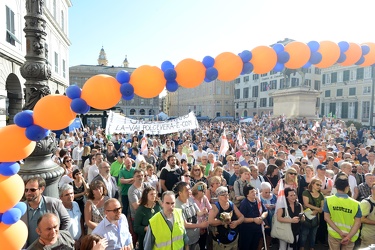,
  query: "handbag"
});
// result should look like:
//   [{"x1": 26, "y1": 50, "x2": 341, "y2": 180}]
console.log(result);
[{"x1": 270, "y1": 206, "x2": 294, "y2": 243}]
